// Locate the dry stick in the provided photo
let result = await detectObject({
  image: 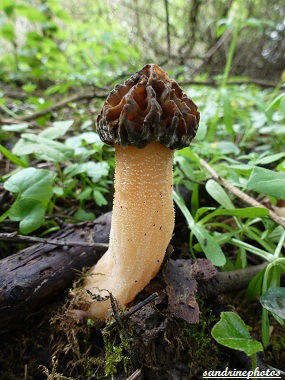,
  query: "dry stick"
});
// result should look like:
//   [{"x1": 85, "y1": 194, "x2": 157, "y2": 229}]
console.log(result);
[
  {"x1": 0, "y1": 91, "x2": 108, "y2": 123},
  {"x1": 0, "y1": 231, "x2": 109, "y2": 248},
  {"x1": 199, "y1": 158, "x2": 285, "y2": 229},
  {"x1": 102, "y1": 292, "x2": 158, "y2": 333},
  {"x1": 126, "y1": 369, "x2": 142, "y2": 380},
  {"x1": 180, "y1": 78, "x2": 280, "y2": 89}
]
